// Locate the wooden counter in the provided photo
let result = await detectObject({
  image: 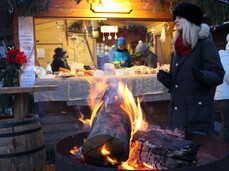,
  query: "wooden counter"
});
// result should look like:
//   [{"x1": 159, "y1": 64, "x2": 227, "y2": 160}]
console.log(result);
[{"x1": 0, "y1": 85, "x2": 59, "y2": 120}]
